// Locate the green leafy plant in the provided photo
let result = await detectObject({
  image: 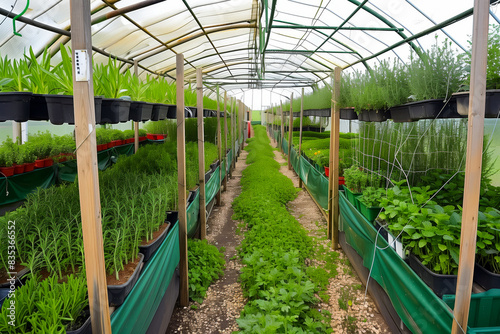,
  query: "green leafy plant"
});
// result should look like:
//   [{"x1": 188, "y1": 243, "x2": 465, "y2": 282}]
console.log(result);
[{"x1": 93, "y1": 57, "x2": 129, "y2": 99}]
